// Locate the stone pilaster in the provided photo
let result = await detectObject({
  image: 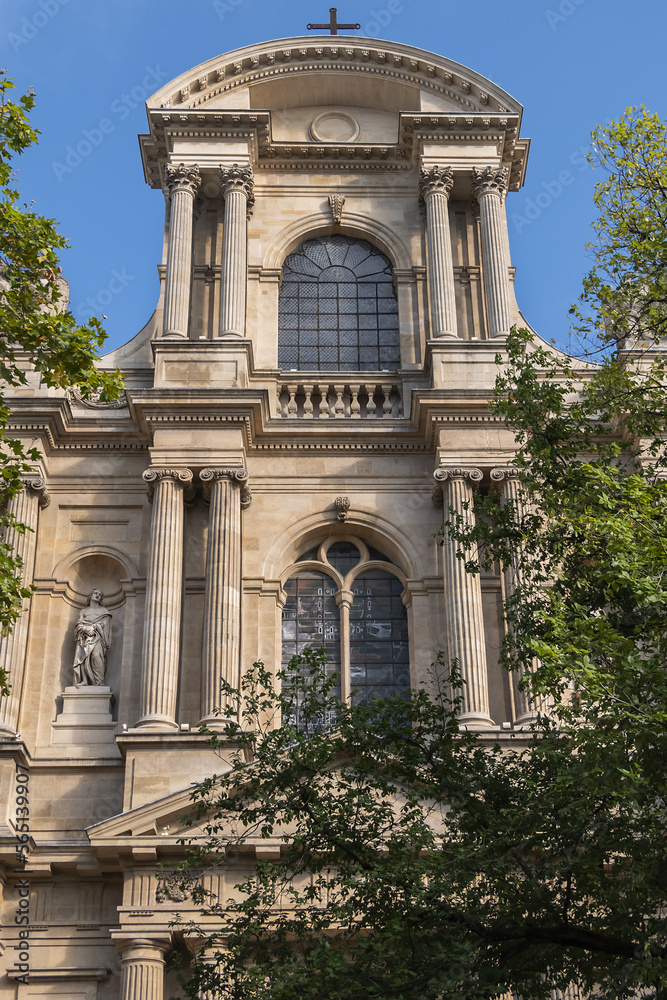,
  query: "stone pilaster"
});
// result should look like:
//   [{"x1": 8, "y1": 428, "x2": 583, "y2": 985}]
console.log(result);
[
  {"x1": 0, "y1": 477, "x2": 49, "y2": 735},
  {"x1": 218, "y1": 164, "x2": 254, "y2": 338},
  {"x1": 199, "y1": 468, "x2": 251, "y2": 727},
  {"x1": 119, "y1": 939, "x2": 168, "y2": 1000},
  {"x1": 491, "y1": 468, "x2": 549, "y2": 725},
  {"x1": 162, "y1": 163, "x2": 201, "y2": 338},
  {"x1": 136, "y1": 468, "x2": 193, "y2": 730},
  {"x1": 419, "y1": 165, "x2": 458, "y2": 339},
  {"x1": 472, "y1": 166, "x2": 511, "y2": 338},
  {"x1": 434, "y1": 467, "x2": 493, "y2": 727}
]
